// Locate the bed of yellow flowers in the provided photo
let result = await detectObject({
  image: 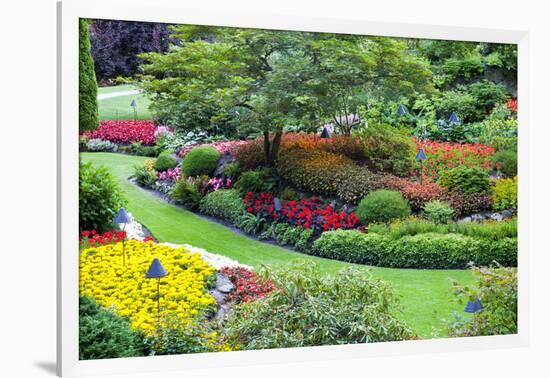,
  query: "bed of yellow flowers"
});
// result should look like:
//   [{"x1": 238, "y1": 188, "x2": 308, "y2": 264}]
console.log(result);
[{"x1": 79, "y1": 240, "x2": 217, "y2": 335}]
